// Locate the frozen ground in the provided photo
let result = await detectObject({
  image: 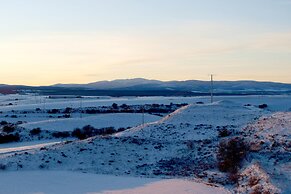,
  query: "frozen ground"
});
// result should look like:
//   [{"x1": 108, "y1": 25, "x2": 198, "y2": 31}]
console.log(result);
[
  {"x1": 20, "y1": 113, "x2": 160, "y2": 132},
  {"x1": 240, "y1": 112, "x2": 291, "y2": 194},
  {"x1": 118, "y1": 101, "x2": 263, "y2": 141},
  {"x1": 1, "y1": 94, "x2": 291, "y2": 112},
  {"x1": 0, "y1": 140, "x2": 69, "y2": 155},
  {"x1": 0, "y1": 171, "x2": 230, "y2": 194},
  {"x1": 0, "y1": 94, "x2": 290, "y2": 193}
]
